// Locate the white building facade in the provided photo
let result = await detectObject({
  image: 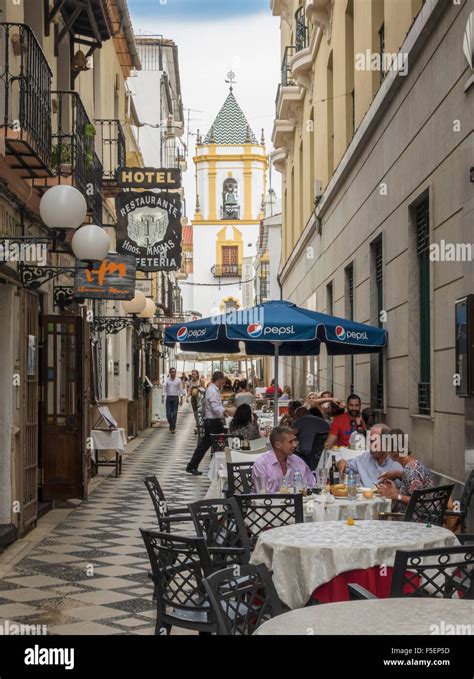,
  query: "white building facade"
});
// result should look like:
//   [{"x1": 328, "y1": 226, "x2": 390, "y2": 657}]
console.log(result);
[{"x1": 183, "y1": 88, "x2": 268, "y2": 318}]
